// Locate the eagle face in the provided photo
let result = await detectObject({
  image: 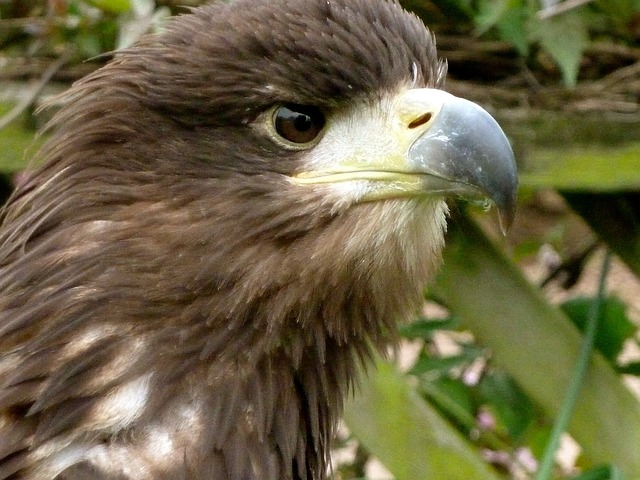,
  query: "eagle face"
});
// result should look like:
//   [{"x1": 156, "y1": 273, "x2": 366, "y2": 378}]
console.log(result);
[{"x1": 0, "y1": 0, "x2": 516, "y2": 479}]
